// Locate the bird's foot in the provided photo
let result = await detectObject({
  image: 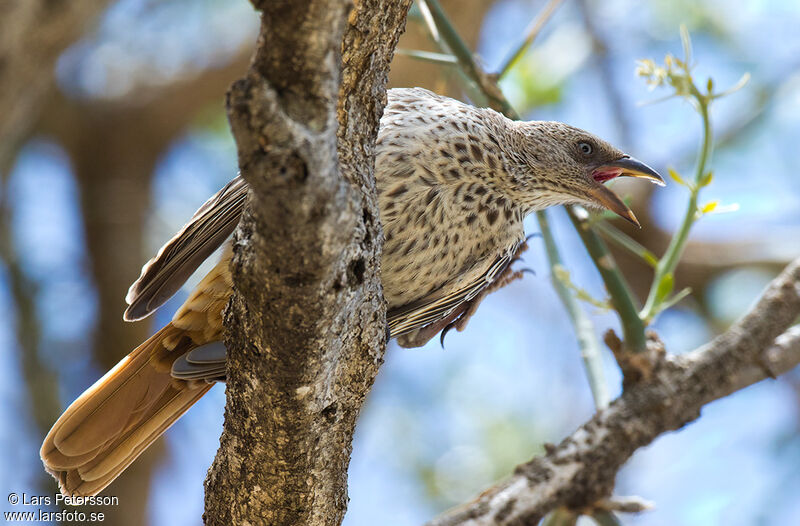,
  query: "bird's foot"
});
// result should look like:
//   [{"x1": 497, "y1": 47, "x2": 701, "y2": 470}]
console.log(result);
[
  {"x1": 395, "y1": 306, "x2": 467, "y2": 348},
  {"x1": 397, "y1": 240, "x2": 533, "y2": 349},
  {"x1": 439, "y1": 262, "x2": 532, "y2": 346}
]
